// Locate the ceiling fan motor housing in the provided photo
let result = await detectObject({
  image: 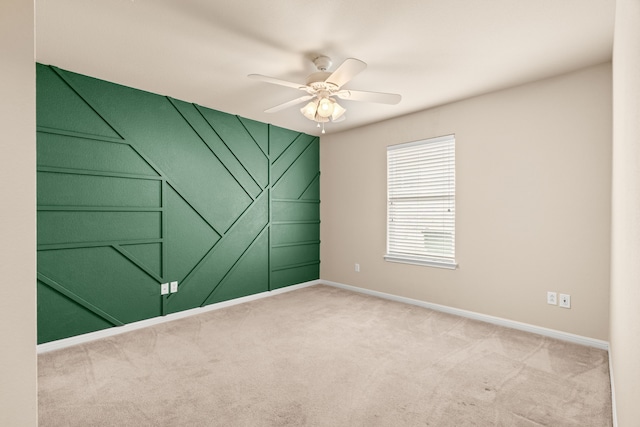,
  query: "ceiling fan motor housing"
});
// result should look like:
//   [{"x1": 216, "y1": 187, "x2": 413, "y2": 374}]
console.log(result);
[{"x1": 305, "y1": 72, "x2": 337, "y2": 91}]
